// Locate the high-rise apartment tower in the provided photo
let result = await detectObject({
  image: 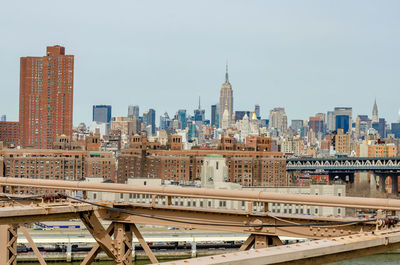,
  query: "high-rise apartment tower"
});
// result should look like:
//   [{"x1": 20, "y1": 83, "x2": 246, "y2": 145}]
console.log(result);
[{"x1": 19, "y1": 46, "x2": 74, "y2": 149}]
